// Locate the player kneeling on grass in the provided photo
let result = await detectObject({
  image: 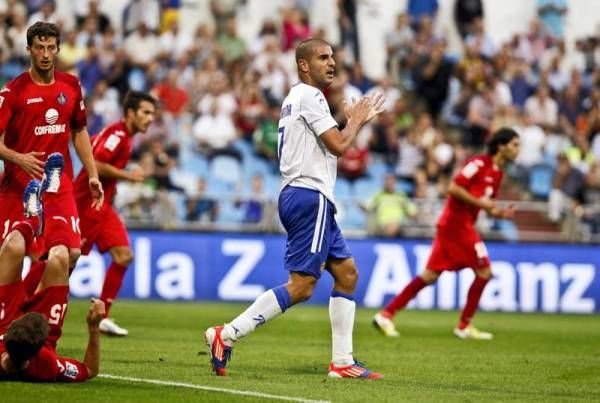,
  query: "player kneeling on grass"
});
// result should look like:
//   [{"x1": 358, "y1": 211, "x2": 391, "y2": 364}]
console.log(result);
[
  {"x1": 205, "y1": 38, "x2": 385, "y2": 379},
  {"x1": 373, "y1": 128, "x2": 520, "y2": 340}
]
